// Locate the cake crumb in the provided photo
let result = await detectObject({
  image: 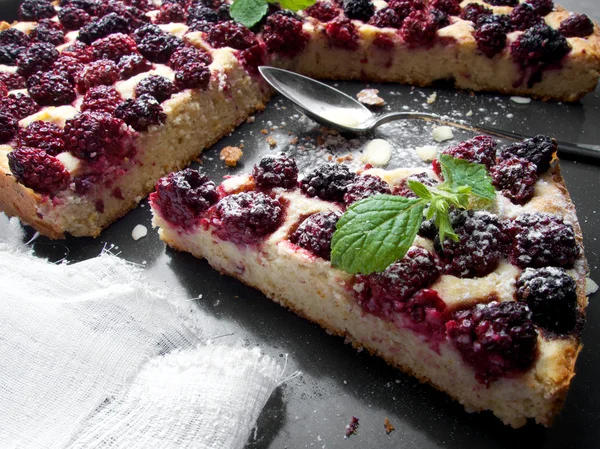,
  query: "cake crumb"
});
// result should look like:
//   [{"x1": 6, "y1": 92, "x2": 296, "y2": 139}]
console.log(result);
[
  {"x1": 290, "y1": 136, "x2": 299, "y2": 145},
  {"x1": 510, "y1": 96, "x2": 531, "y2": 104},
  {"x1": 131, "y1": 224, "x2": 147, "y2": 241},
  {"x1": 336, "y1": 154, "x2": 354, "y2": 163},
  {"x1": 384, "y1": 418, "x2": 395, "y2": 435},
  {"x1": 220, "y1": 146, "x2": 243, "y2": 167},
  {"x1": 432, "y1": 125, "x2": 454, "y2": 142},
  {"x1": 426, "y1": 92, "x2": 437, "y2": 104},
  {"x1": 345, "y1": 416, "x2": 359, "y2": 438},
  {"x1": 246, "y1": 115, "x2": 255, "y2": 124},
  {"x1": 357, "y1": 88, "x2": 385, "y2": 106},
  {"x1": 266, "y1": 136, "x2": 277, "y2": 147},
  {"x1": 260, "y1": 129, "x2": 268, "y2": 134}
]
